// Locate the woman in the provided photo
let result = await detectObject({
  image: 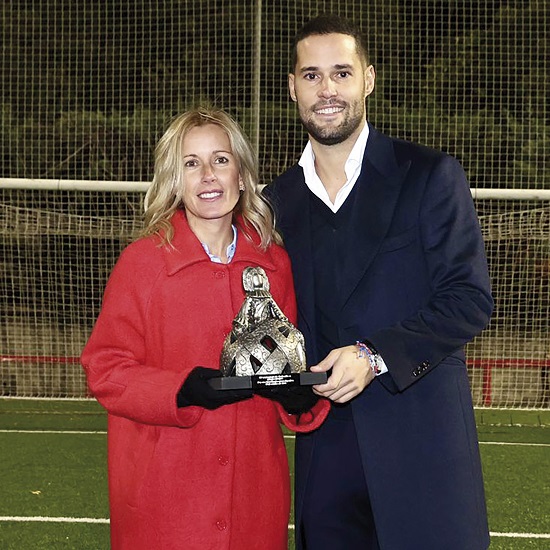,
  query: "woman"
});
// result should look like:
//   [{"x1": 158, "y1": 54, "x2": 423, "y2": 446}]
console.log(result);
[{"x1": 81, "y1": 107, "x2": 330, "y2": 549}]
